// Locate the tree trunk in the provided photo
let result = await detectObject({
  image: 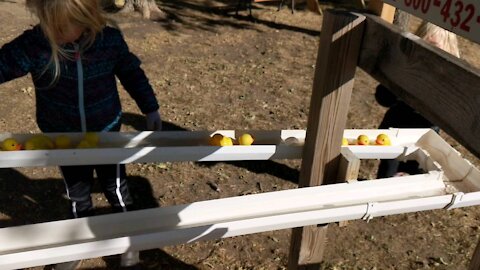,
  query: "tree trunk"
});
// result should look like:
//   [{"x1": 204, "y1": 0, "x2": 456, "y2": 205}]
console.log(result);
[{"x1": 110, "y1": 0, "x2": 165, "y2": 20}]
